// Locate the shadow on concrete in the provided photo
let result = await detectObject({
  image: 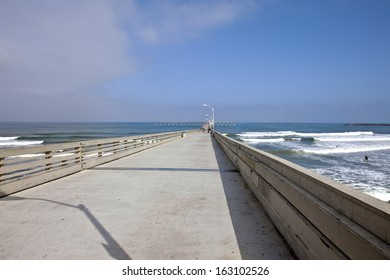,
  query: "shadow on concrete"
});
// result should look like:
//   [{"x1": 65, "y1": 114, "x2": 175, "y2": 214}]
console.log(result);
[
  {"x1": 210, "y1": 136, "x2": 295, "y2": 260},
  {"x1": 0, "y1": 193, "x2": 131, "y2": 260}
]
